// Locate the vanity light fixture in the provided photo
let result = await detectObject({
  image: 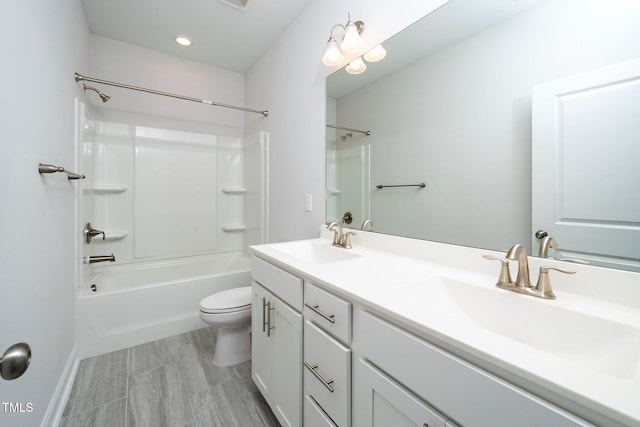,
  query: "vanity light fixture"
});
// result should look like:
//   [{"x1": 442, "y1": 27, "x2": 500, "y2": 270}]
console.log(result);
[
  {"x1": 346, "y1": 57, "x2": 367, "y2": 75},
  {"x1": 321, "y1": 13, "x2": 365, "y2": 66},
  {"x1": 363, "y1": 44, "x2": 387, "y2": 62},
  {"x1": 175, "y1": 35, "x2": 192, "y2": 46}
]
